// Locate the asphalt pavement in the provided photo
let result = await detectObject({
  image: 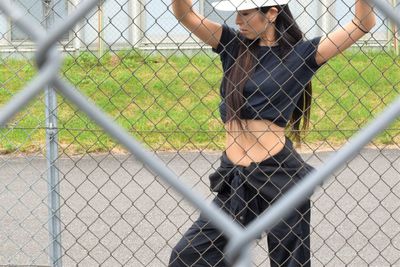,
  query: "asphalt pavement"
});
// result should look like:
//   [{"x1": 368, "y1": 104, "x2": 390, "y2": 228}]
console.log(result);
[{"x1": 0, "y1": 147, "x2": 399, "y2": 266}]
